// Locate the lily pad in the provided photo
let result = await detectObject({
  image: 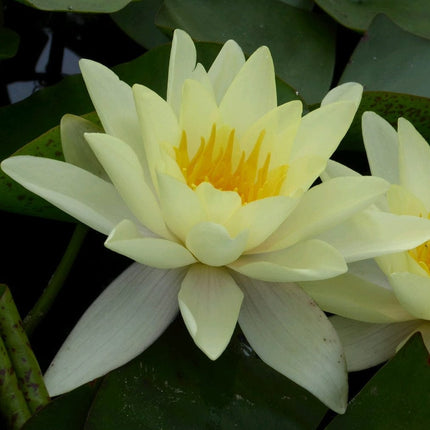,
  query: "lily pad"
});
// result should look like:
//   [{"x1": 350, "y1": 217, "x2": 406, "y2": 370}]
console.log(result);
[
  {"x1": 315, "y1": 0, "x2": 430, "y2": 39},
  {"x1": 156, "y1": 0, "x2": 335, "y2": 104},
  {"x1": 0, "y1": 27, "x2": 19, "y2": 60},
  {"x1": 24, "y1": 321, "x2": 328, "y2": 429},
  {"x1": 327, "y1": 333, "x2": 430, "y2": 429},
  {"x1": 24, "y1": 0, "x2": 134, "y2": 13},
  {"x1": 339, "y1": 14, "x2": 430, "y2": 99}
]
